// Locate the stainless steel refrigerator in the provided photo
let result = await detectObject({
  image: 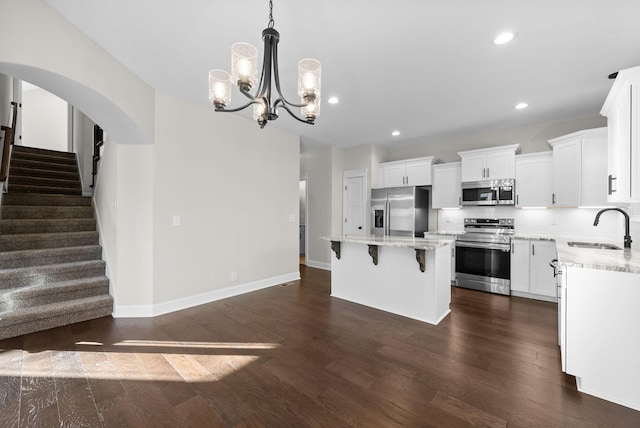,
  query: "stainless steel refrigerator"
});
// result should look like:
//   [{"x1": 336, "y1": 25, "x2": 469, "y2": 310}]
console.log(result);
[{"x1": 371, "y1": 187, "x2": 429, "y2": 237}]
